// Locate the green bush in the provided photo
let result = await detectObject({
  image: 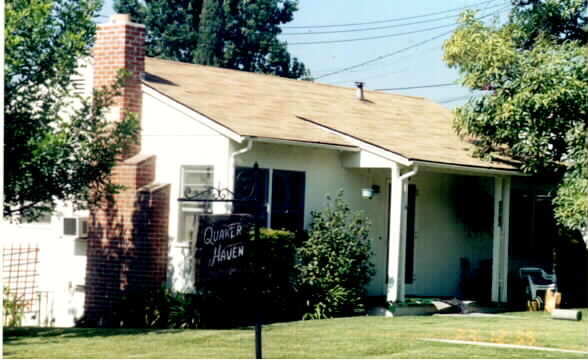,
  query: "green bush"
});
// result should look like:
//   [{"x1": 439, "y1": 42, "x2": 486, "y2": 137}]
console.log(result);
[
  {"x1": 110, "y1": 287, "x2": 214, "y2": 329},
  {"x1": 110, "y1": 227, "x2": 301, "y2": 329},
  {"x1": 297, "y1": 190, "x2": 375, "y2": 319},
  {"x1": 3, "y1": 287, "x2": 26, "y2": 327},
  {"x1": 205, "y1": 227, "x2": 301, "y2": 327},
  {"x1": 251, "y1": 228, "x2": 302, "y2": 322}
]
